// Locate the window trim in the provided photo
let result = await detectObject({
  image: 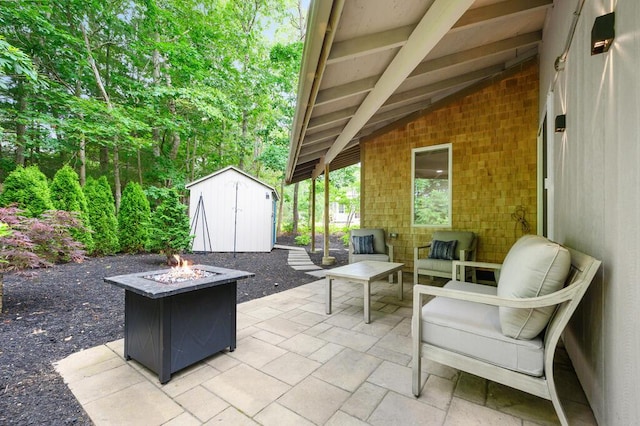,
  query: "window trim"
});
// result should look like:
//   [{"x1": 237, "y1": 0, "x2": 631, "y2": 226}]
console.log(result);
[{"x1": 411, "y1": 143, "x2": 452, "y2": 228}]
